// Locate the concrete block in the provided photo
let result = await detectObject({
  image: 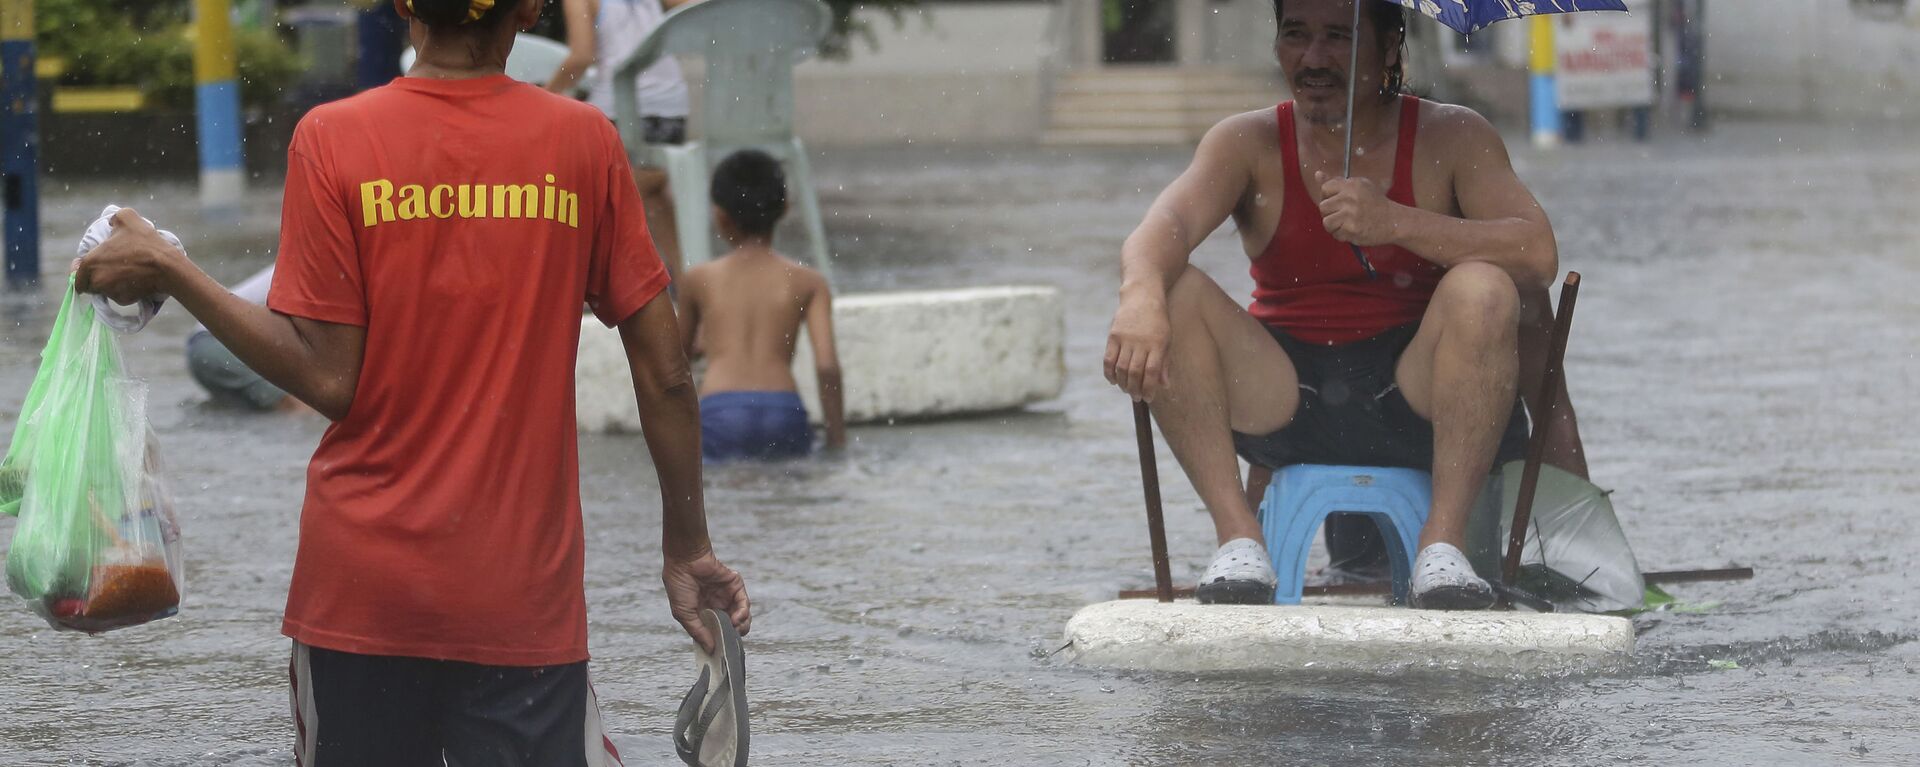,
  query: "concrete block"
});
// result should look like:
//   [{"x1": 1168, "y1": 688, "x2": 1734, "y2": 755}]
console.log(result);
[
  {"x1": 576, "y1": 320, "x2": 641, "y2": 434},
  {"x1": 575, "y1": 285, "x2": 1066, "y2": 433},
  {"x1": 1063, "y1": 600, "x2": 1634, "y2": 676}
]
